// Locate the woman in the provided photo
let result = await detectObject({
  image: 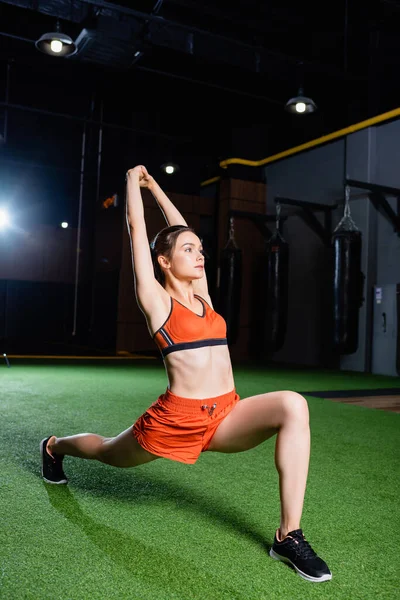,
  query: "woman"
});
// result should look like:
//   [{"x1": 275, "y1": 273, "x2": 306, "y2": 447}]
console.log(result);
[{"x1": 41, "y1": 165, "x2": 332, "y2": 583}]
